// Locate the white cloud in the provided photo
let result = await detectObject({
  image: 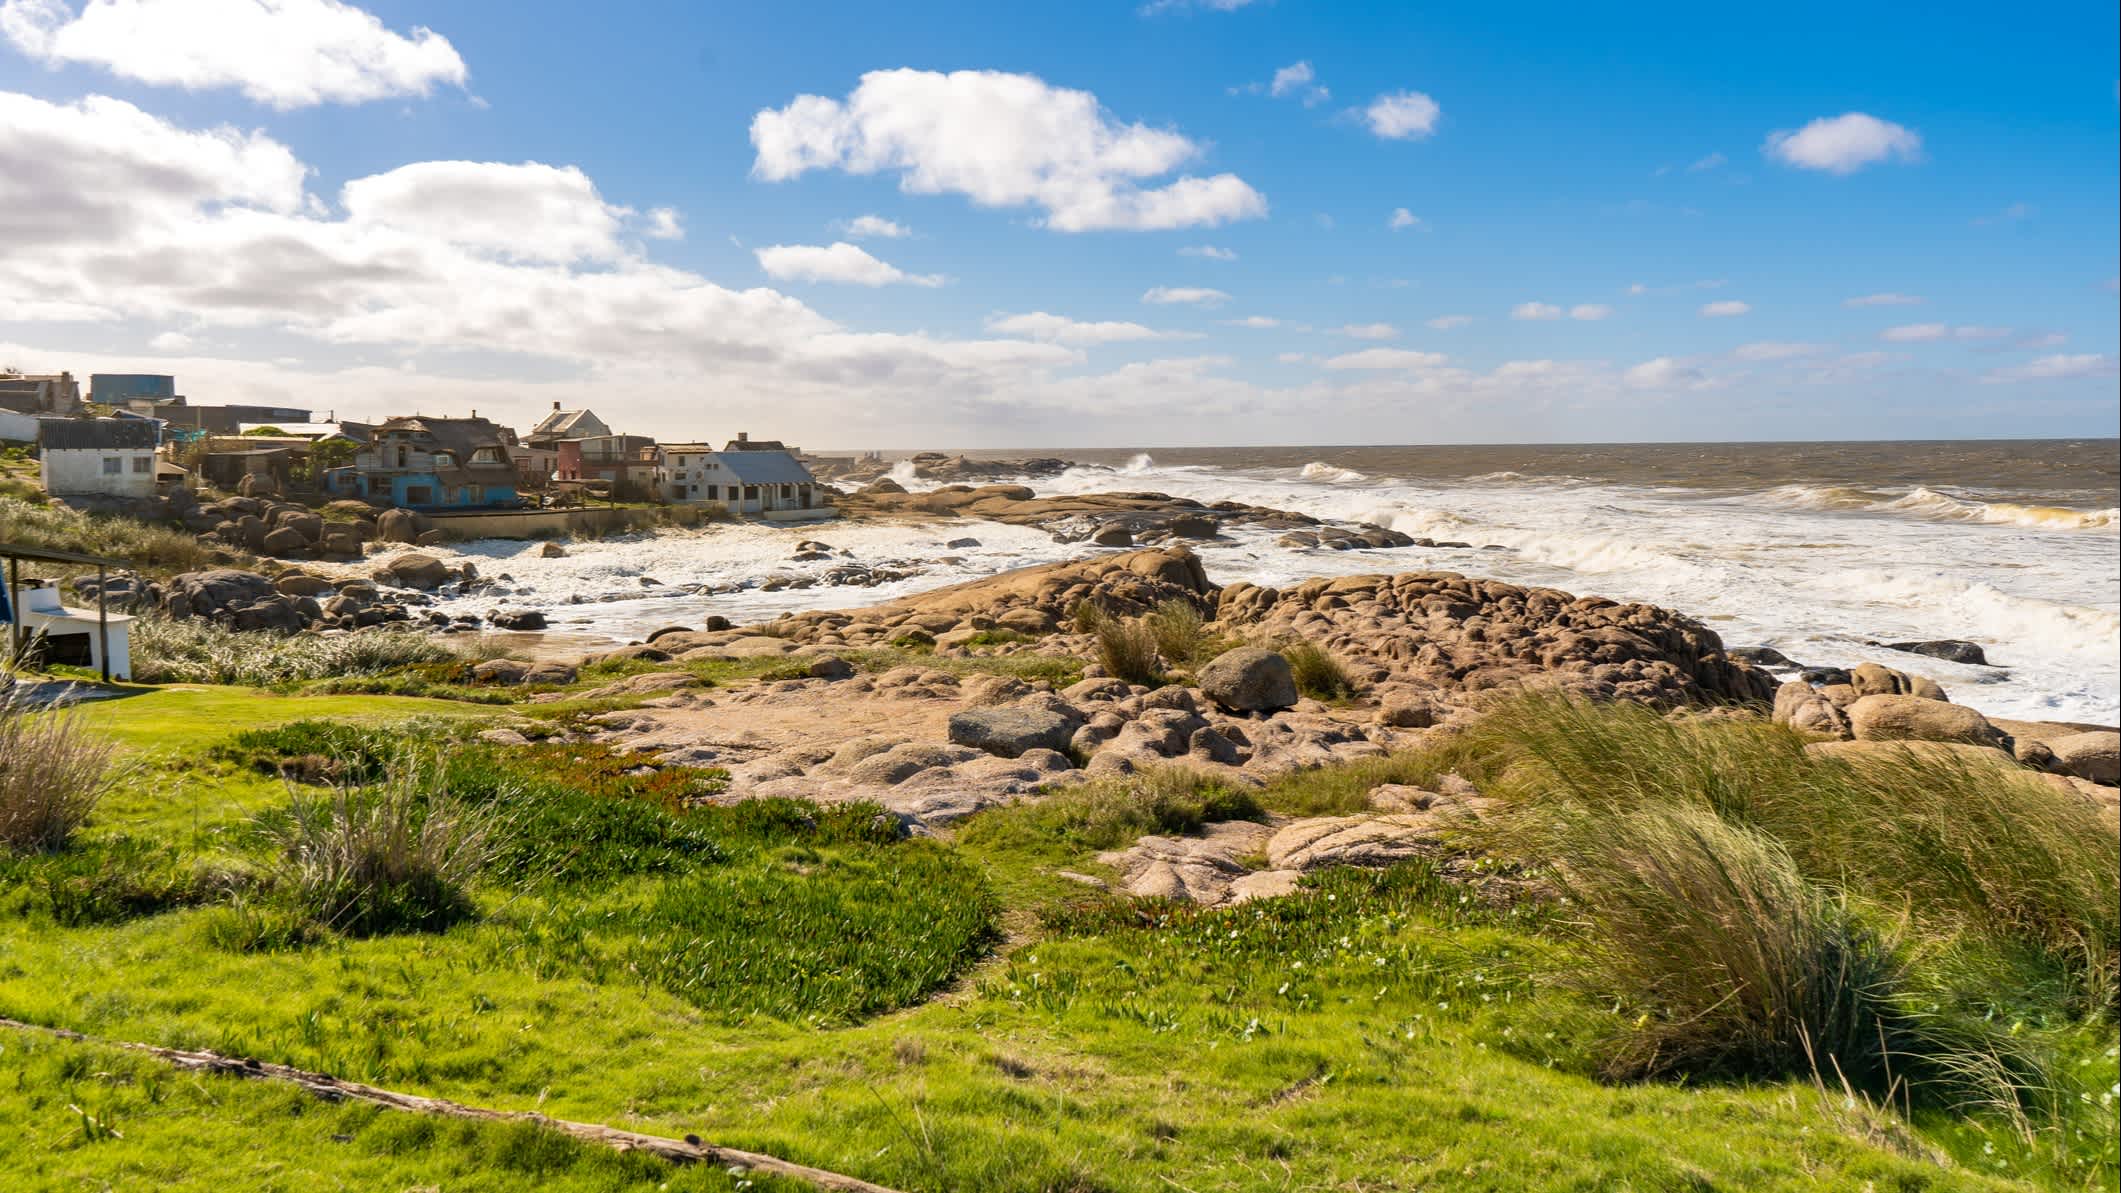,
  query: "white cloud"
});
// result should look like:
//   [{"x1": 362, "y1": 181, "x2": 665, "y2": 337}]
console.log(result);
[
  {"x1": 1322, "y1": 348, "x2": 1448, "y2": 370},
  {"x1": 750, "y1": 69, "x2": 1268, "y2": 232},
  {"x1": 1763, "y1": 112, "x2": 1922, "y2": 174},
  {"x1": 1624, "y1": 356, "x2": 1704, "y2": 388},
  {"x1": 1983, "y1": 354, "x2": 2117, "y2": 382},
  {"x1": 1569, "y1": 304, "x2": 1613, "y2": 321},
  {"x1": 341, "y1": 161, "x2": 627, "y2": 263},
  {"x1": 984, "y1": 311, "x2": 1183, "y2": 345},
  {"x1": 1686, "y1": 152, "x2": 1727, "y2": 173},
  {"x1": 1142, "y1": 0, "x2": 1261, "y2": 12},
  {"x1": 1952, "y1": 325, "x2": 2011, "y2": 341},
  {"x1": 1239, "y1": 60, "x2": 1330, "y2": 106},
  {"x1": 1426, "y1": 314, "x2": 1471, "y2": 330},
  {"x1": 1178, "y1": 244, "x2": 1236, "y2": 260},
  {"x1": 1699, "y1": 300, "x2": 1751, "y2": 318},
  {"x1": 1844, "y1": 292, "x2": 1924, "y2": 307},
  {"x1": 1387, "y1": 207, "x2": 1423, "y2": 231},
  {"x1": 1971, "y1": 201, "x2": 2032, "y2": 226},
  {"x1": 1732, "y1": 341, "x2": 1827, "y2": 361},
  {"x1": 755, "y1": 241, "x2": 943, "y2": 287},
  {"x1": 1141, "y1": 285, "x2": 1228, "y2": 306},
  {"x1": 1362, "y1": 90, "x2": 1441, "y2": 140},
  {"x1": 840, "y1": 214, "x2": 910, "y2": 239},
  {"x1": 1511, "y1": 301, "x2": 1562, "y2": 321},
  {"x1": 643, "y1": 207, "x2": 683, "y2": 240},
  {"x1": 2017, "y1": 331, "x2": 2067, "y2": 349},
  {"x1": 1223, "y1": 315, "x2": 1279, "y2": 328},
  {"x1": 1332, "y1": 322, "x2": 1398, "y2": 340},
  {"x1": 0, "y1": 0, "x2": 467, "y2": 109},
  {"x1": 148, "y1": 330, "x2": 191, "y2": 351},
  {"x1": 1880, "y1": 323, "x2": 1947, "y2": 342}
]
